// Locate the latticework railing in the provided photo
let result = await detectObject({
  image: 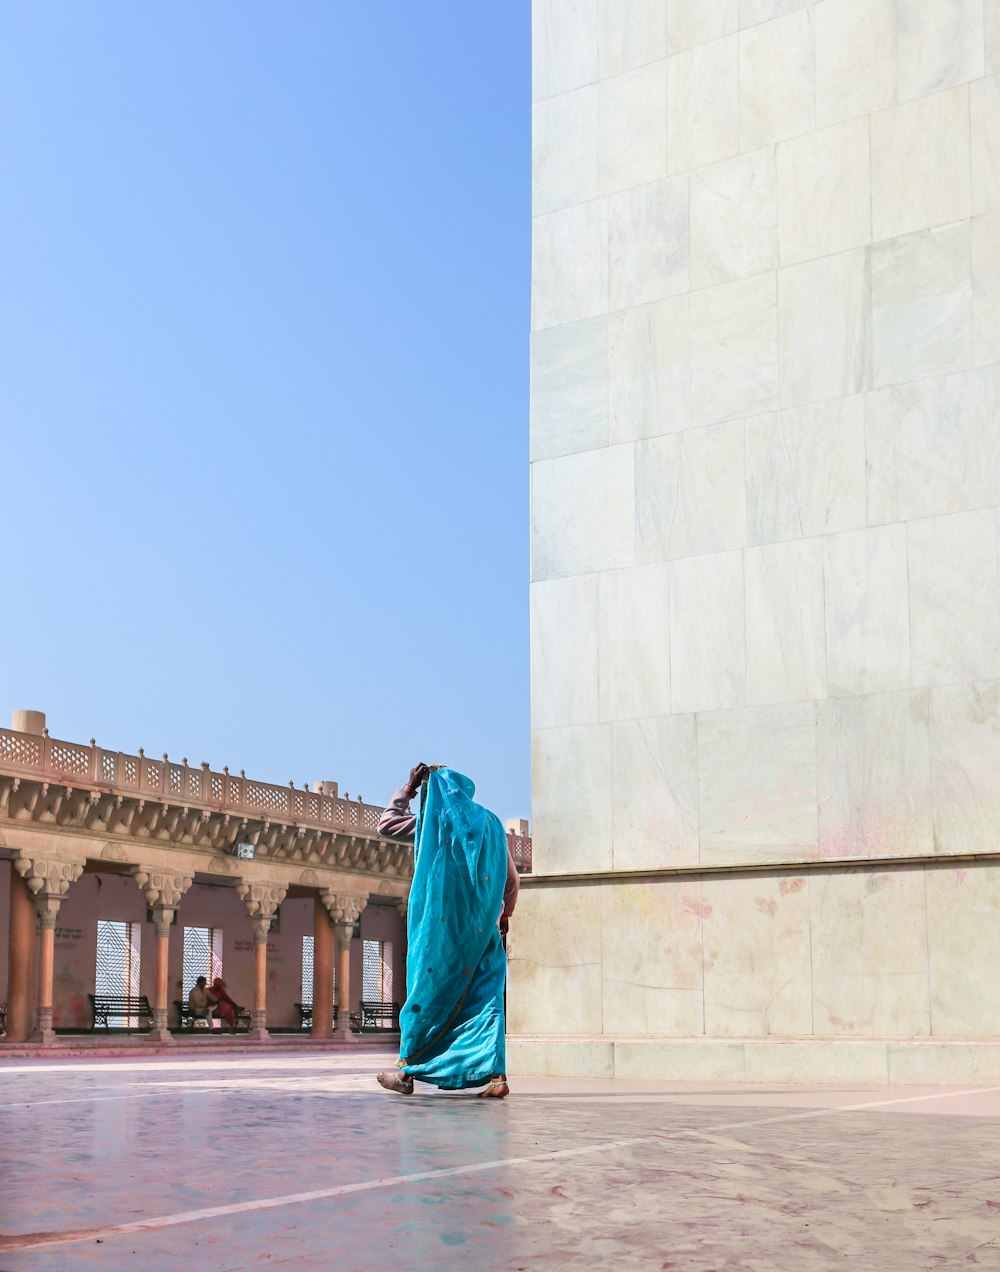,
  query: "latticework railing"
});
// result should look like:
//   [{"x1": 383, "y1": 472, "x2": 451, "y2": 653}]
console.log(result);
[
  {"x1": 507, "y1": 831, "x2": 532, "y2": 874},
  {"x1": 0, "y1": 726, "x2": 385, "y2": 836}
]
